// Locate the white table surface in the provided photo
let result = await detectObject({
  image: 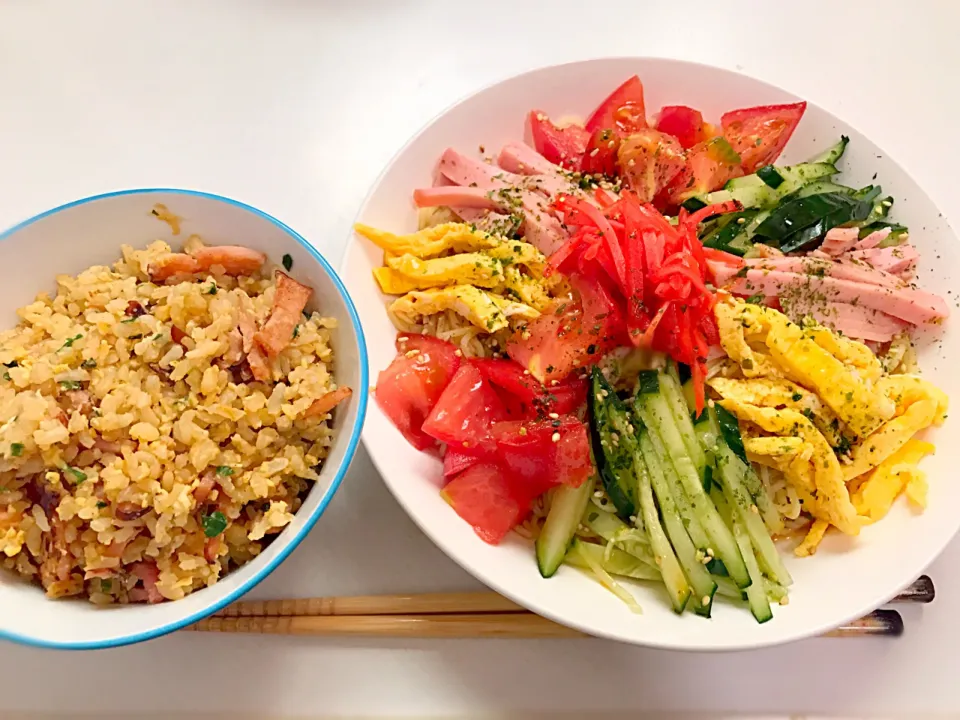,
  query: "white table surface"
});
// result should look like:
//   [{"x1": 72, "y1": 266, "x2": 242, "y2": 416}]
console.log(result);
[{"x1": 1, "y1": 1, "x2": 958, "y2": 717}]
